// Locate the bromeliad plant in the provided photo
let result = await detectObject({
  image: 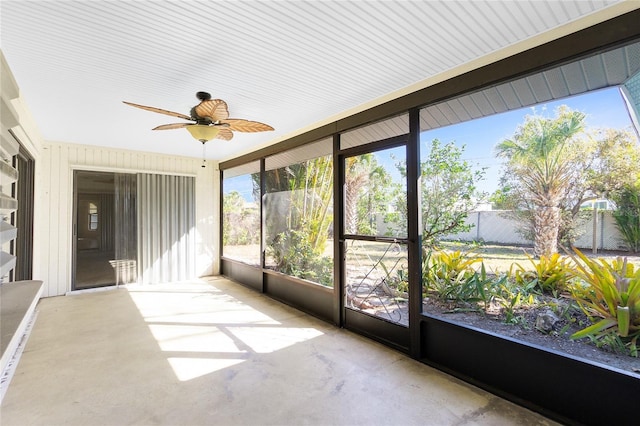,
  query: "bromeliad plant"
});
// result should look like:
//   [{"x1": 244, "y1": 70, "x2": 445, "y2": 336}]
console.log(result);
[
  {"x1": 424, "y1": 249, "x2": 482, "y2": 298},
  {"x1": 512, "y1": 252, "x2": 574, "y2": 295},
  {"x1": 567, "y1": 248, "x2": 640, "y2": 356},
  {"x1": 427, "y1": 249, "x2": 482, "y2": 282},
  {"x1": 496, "y1": 279, "x2": 537, "y2": 324},
  {"x1": 423, "y1": 248, "x2": 502, "y2": 310}
]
